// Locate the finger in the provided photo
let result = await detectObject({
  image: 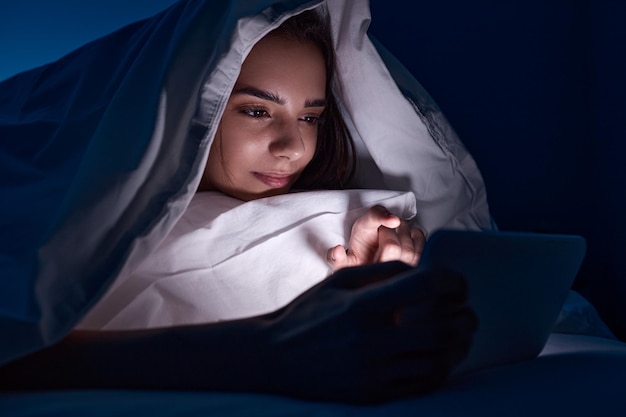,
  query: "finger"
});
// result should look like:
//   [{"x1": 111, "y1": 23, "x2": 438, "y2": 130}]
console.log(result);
[
  {"x1": 366, "y1": 205, "x2": 402, "y2": 229},
  {"x1": 376, "y1": 226, "x2": 404, "y2": 263},
  {"x1": 350, "y1": 206, "x2": 402, "y2": 247},
  {"x1": 326, "y1": 245, "x2": 348, "y2": 269},
  {"x1": 328, "y1": 244, "x2": 375, "y2": 271},
  {"x1": 376, "y1": 221, "x2": 420, "y2": 266},
  {"x1": 347, "y1": 206, "x2": 403, "y2": 265},
  {"x1": 396, "y1": 221, "x2": 419, "y2": 265},
  {"x1": 394, "y1": 221, "x2": 420, "y2": 266},
  {"x1": 411, "y1": 226, "x2": 426, "y2": 264}
]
